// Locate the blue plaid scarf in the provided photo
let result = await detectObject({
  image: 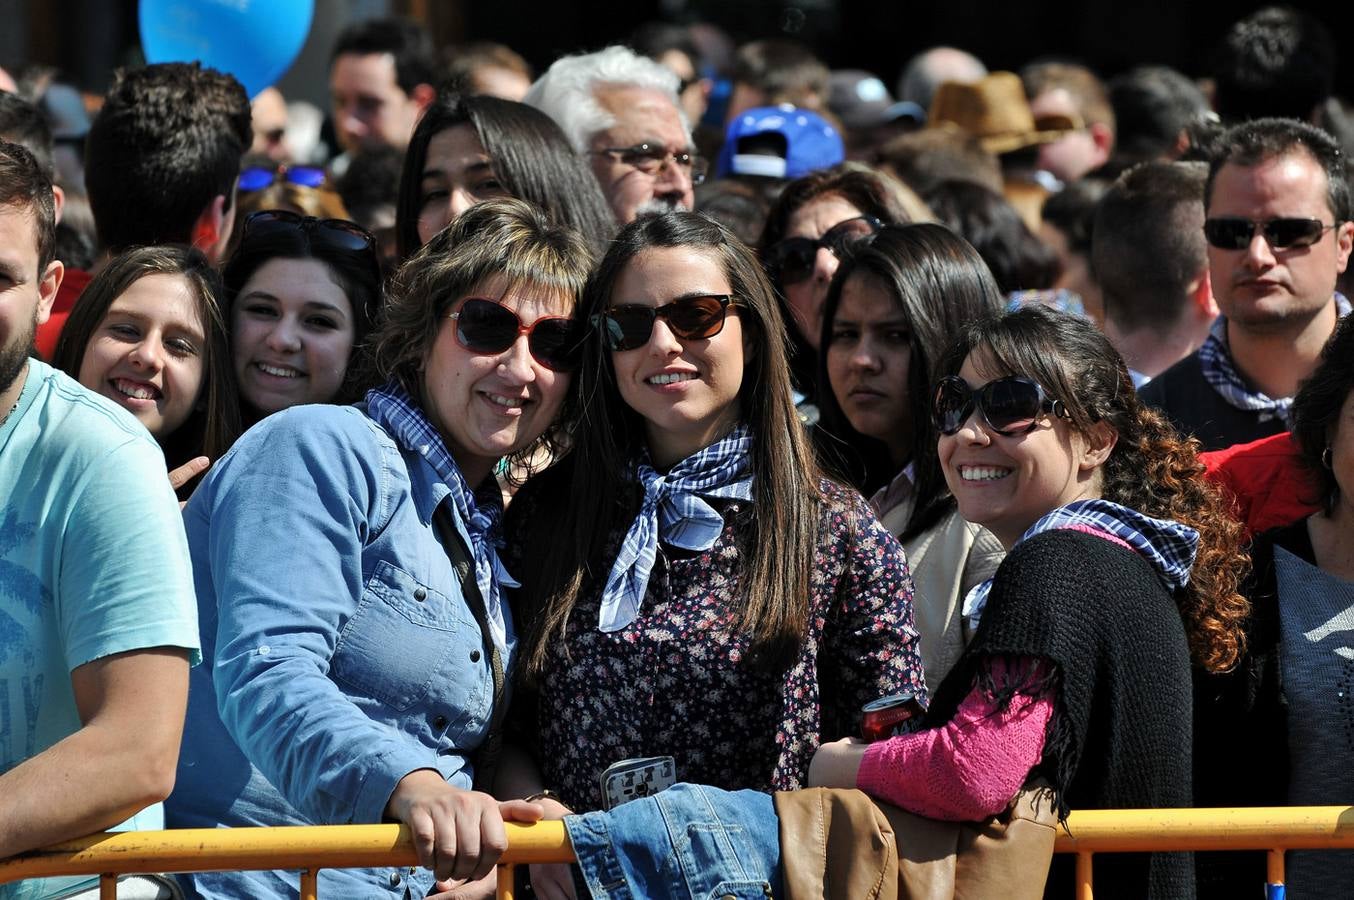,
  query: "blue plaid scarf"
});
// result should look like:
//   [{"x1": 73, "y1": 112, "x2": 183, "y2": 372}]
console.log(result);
[
  {"x1": 962, "y1": 498, "x2": 1200, "y2": 633},
  {"x1": 599, "y1": 426, "x2": 755, "y2": 632},
  {"x1": 1198, "y1": 292, "x2": 1350, "y2": 428},
  {"x1": 366, "y1": 383, "x2": 517, "y2": 650}
]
